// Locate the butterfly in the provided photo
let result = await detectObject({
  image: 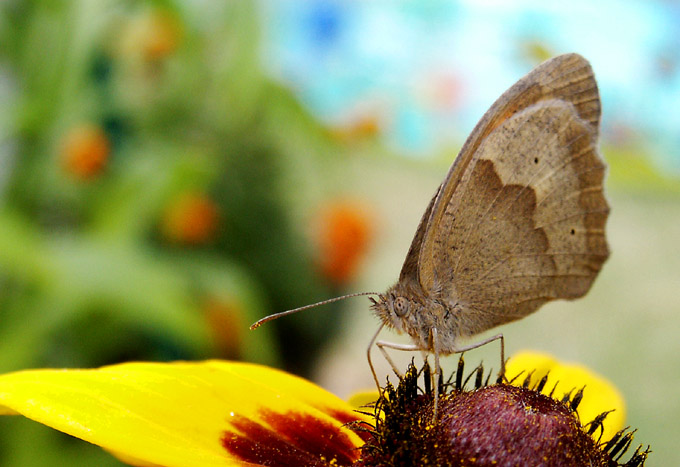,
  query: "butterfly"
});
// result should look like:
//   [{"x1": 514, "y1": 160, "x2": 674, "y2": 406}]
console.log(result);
[{"x1": 252, "y1": 53, "x2": 609, "y2": 418}]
